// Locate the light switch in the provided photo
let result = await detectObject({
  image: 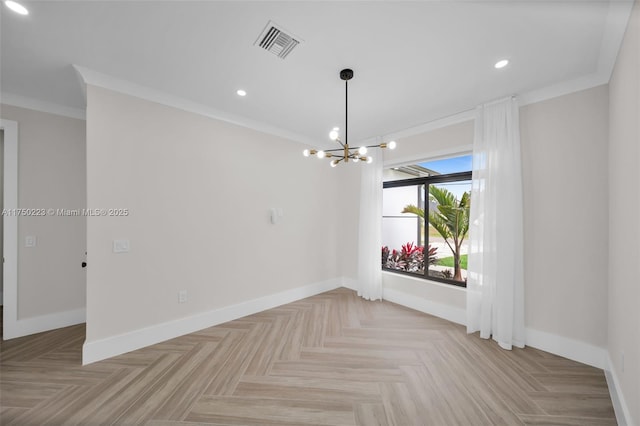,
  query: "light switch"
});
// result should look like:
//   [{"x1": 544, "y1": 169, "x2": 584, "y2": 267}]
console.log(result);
[
  {"x1": 270, "y1": 207, "x2": 284, "y2": 224},
  {"x1": 25, "y1": 236, "x2": 37, "y2": 248},
  {"x1": 113, "y1": 239, "x2": 130, "y2": 253}
]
